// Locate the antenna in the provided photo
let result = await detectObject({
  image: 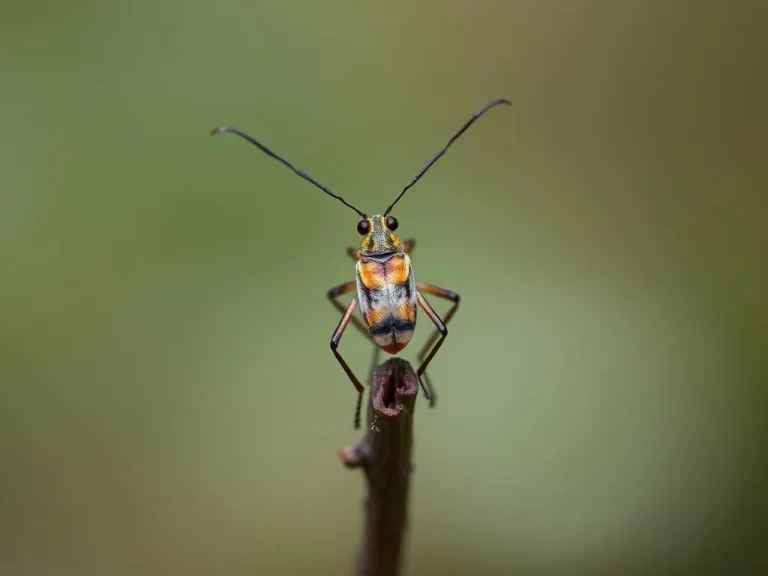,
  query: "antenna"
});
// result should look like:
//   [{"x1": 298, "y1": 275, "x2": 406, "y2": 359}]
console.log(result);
[
  {"x1": 384, "y1": 98, "x2": 510, "y2": 216},
  {"x1": 211, "y1": 125, "x2": 367, "y2": 218}
]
